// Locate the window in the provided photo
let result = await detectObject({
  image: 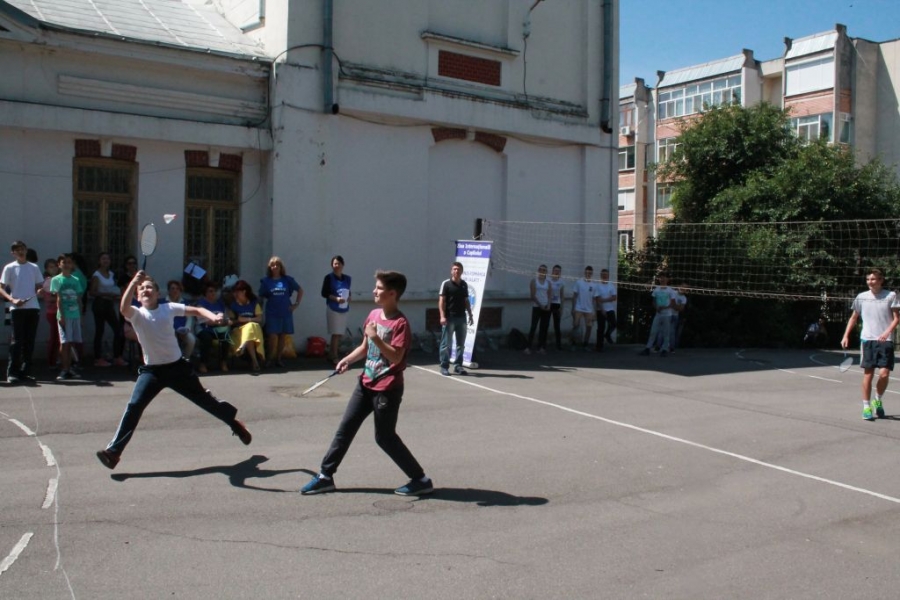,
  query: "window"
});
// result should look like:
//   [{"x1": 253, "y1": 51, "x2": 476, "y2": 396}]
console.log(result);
[
  {"x1": 73, "y1": 159, "x2": 137, "y2": 267},
  {"x1": 618, "y1": 146, "x2": 636, "y2": 171},
  {"x1": 618, "y1": 231, "x2": 633, "y2": 252},
  {"x1": 619, "y1": 104, "x2": 634, "y2": 128},
  {"x1": 657, "y1": 184, "x2": 674, "y2": 210},
  {"x1": 785, "y1": 56, "x2": 834, "y2": 96},
  {"x1": 658, "y1": 74, "x2": 741, "y2": 120},
  {"x1": 790, "y1": 113, "x2": 833, "y2": 143},
  {"x1": 618, "y1": 188, "x2": 635, "y2": 211},
  {"x1": 184, "y1": 168, "x2": 240, "y2": 283},
  {"x1": 657, "y1": 138, "x2": 681, "y2": 163}
]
